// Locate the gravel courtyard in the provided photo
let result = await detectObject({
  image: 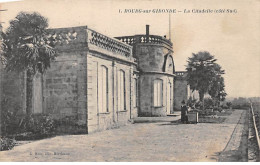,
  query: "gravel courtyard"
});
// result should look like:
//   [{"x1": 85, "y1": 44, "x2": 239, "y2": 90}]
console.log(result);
[{"x1": 0, "y1": 110, "x2": 247, "y2": 162}]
